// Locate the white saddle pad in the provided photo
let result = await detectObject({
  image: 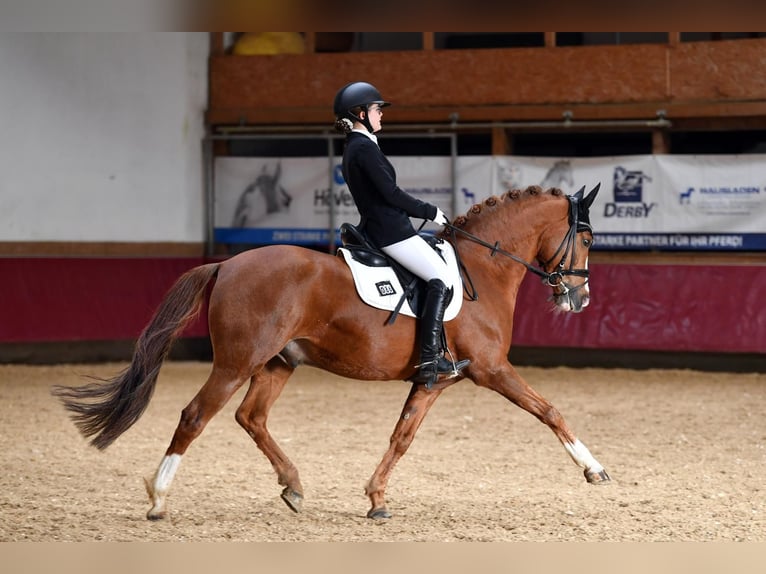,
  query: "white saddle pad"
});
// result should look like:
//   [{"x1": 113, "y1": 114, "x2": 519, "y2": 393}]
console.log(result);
[{"x1": 338, "y1": 241, "x2": 463, "y2": 322}]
